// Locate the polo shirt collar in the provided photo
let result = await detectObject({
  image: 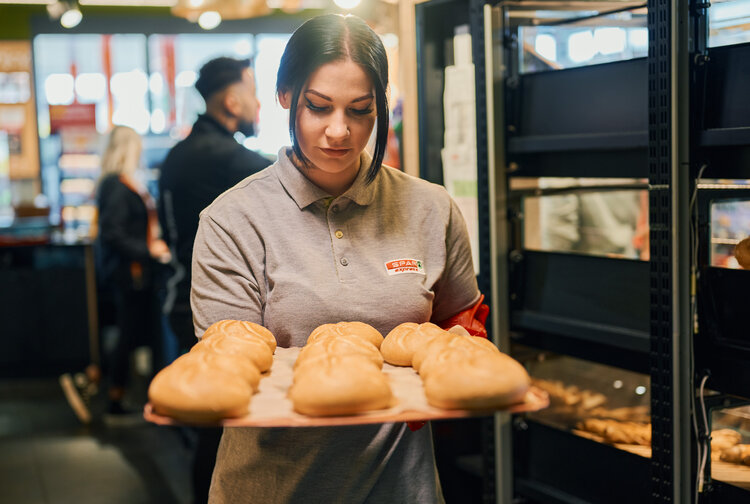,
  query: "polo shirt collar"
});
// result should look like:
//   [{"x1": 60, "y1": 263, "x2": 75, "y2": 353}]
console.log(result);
[{"x1": 275, "y1": 147, "x2": 377, "y2": 210}]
